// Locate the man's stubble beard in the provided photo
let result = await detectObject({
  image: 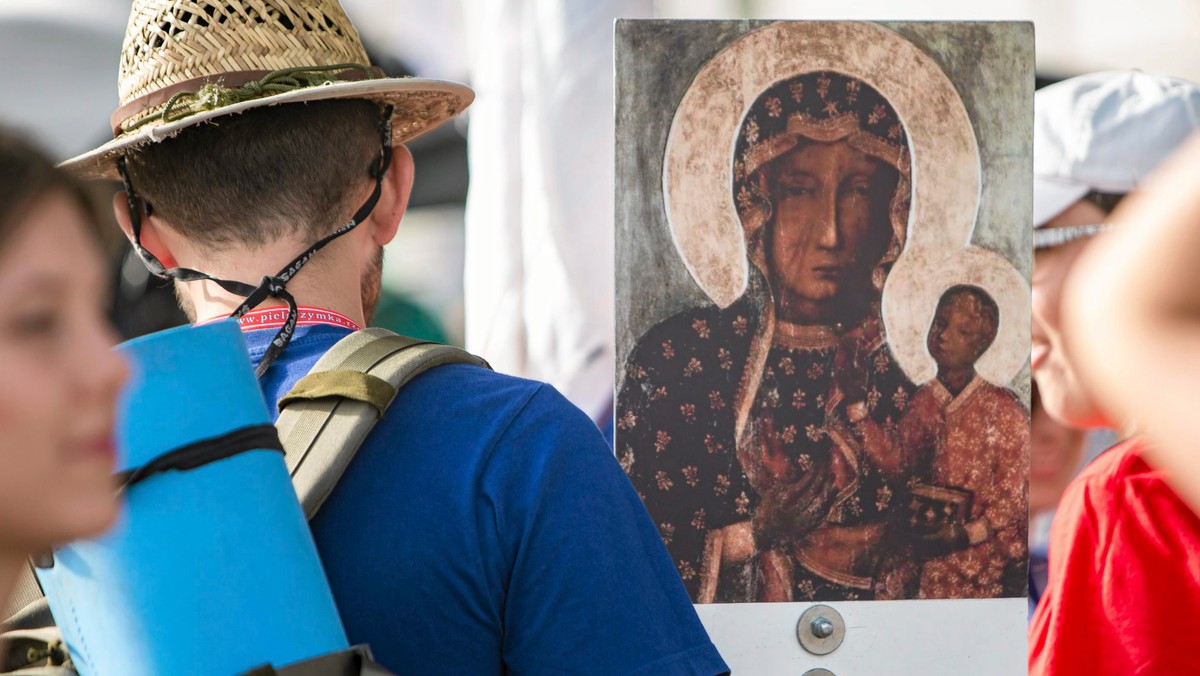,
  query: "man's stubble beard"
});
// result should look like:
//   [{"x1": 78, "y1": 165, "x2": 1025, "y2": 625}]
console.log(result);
[
  {"x1": 360, "y1": 245, "x2": 384, "y2": 326},
  {"x1": 172, "y1": 245, "x2": 385, "y2": 325},
  {"x1": 174, "y1": 281, "x2": 197, "y2": 323}
]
